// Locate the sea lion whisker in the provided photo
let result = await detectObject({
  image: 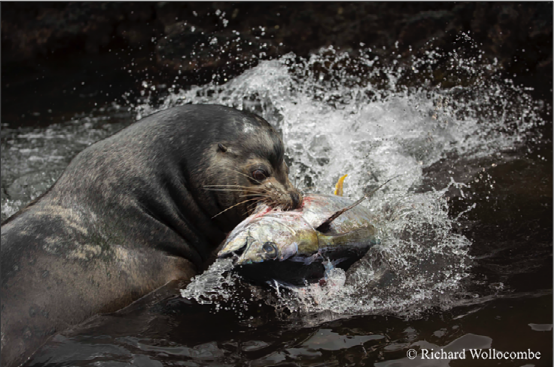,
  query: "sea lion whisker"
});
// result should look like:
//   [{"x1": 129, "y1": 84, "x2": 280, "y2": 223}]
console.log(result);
[
  {"x1": 204, "y1": 184, "x2": 266, "y2": 192},
  {"x1": 260, "y1": 196, "x2": 277, "y2": 204},
  {"x1": 204, "y1": 188, "x2": 246, "y2": 192},
  {"x1": 246, "y1": 198, "x2": 267, "y2": 212},
  {"x1": 212, "y1": 198, "x2": 258, "y2": 219},
  {"x1": 240, "y1": 193, "x2": 271, "y2": 198},
  {"x1": 203, "y1": 184, "x2": 251, "y2": 188},
  {"x1": 247, "y1": 203, "x2": 260, "y2": 212}
]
